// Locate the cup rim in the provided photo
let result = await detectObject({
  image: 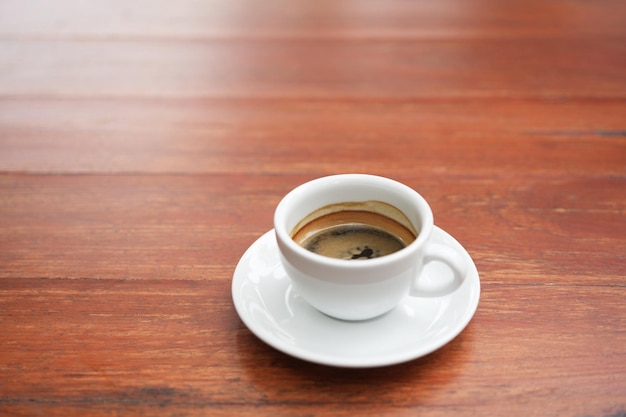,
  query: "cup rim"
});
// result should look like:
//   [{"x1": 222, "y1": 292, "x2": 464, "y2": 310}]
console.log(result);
[{"x1": 274, "y1": 174, "x2": 434, "y2": 269}]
